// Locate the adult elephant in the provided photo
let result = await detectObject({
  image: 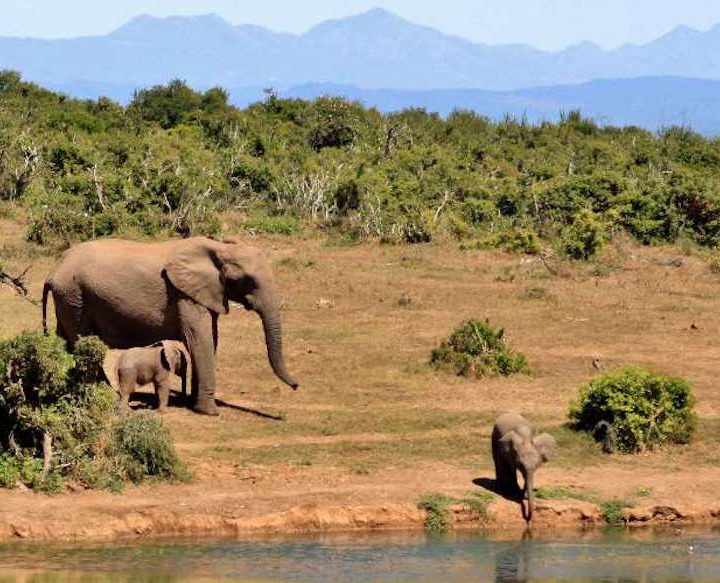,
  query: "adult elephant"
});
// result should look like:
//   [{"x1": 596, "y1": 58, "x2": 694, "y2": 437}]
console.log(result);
[{"x1": 42, "y1": 236, "x2": 299, "y2": 415}]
